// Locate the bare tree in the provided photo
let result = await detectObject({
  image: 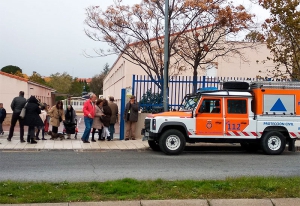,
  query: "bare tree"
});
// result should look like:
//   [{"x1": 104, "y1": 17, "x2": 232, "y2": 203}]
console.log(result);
[
  {"x1": 85, "y1": 0, "x2": 258, "y2": 92},
  {"x1": 84, "y1": 0, "x2": 227, "y2": 89},
  {"x1": 174, "y1": 3, "x2": 257, "y2": 92}
]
